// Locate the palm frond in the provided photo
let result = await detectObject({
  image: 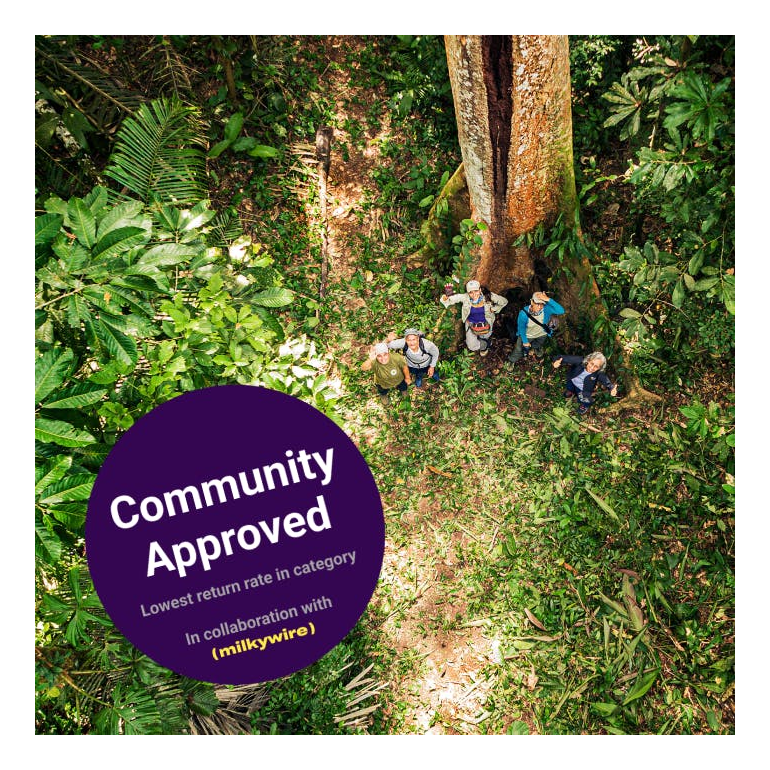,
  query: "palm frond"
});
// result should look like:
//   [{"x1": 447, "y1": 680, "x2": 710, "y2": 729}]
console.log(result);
[
  {"x1": 35, "y1": 38, "x2": 144, "y2": 134},
  {"x1": 189, "y1": 683, "x2": 271, "y2": 735},
  {"x1": 105, "y1": 97, "x2": 208, "y2": 206},
  {"x1": 137, "y1": 36, "x2": 199, "y2": 99}
]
